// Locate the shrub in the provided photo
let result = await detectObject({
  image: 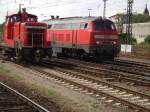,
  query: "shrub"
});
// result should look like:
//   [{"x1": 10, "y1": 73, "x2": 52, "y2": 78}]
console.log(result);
[
  {"x1": 144, "y1": 35, "x2": 150, "y2": 44},
  {"x1": 119, "y1": 33, "x2": 137, "y2": 45}
]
